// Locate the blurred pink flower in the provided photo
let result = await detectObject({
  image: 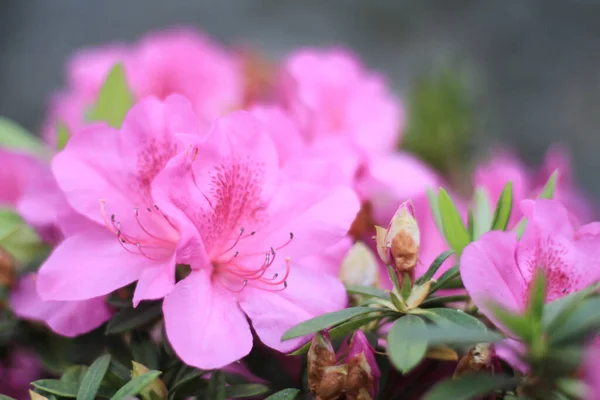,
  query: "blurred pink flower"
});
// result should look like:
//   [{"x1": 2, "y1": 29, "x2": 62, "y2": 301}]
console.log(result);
[
  {"x1": 0, "y1": 149, "x2": 46, "y2": 208},
  {"x1": 279, "y1": 48, "x2": 402, "y2": 161},
  {"x1": 43, "y1": 27, "x2": 242, "y2": 145},
  {"x1": 36, "y1": 95, "x2": 204, "y2": 306},
  {"x1": 0, "y1": 349, "x2": 41, "y2": 400},
  {"x1": 460, "y1": 199, "x2": 600, "y2": 331},
  {"x1": 155, "y1": 110, "x2": 359, "y2": 369},
  {"x1": 474, "y1": 146, "x2": 595, "y2": 228},
  {"x1": 10, "y1": 273, "x2": 111, "y2": 337}
]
